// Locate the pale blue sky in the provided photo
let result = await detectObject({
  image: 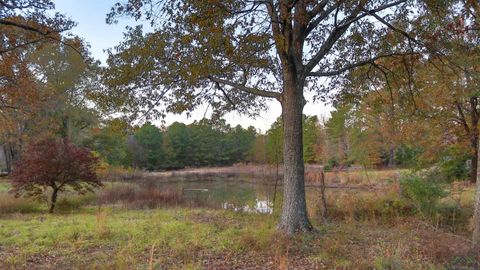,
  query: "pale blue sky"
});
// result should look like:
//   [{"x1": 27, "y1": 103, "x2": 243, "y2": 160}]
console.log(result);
[
  {"x1": 53, "y1": 0, "x2": 332, "y2": 132},
  {"x1": 54, "y1": 0, "x2": 135, "y2": 64}
]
